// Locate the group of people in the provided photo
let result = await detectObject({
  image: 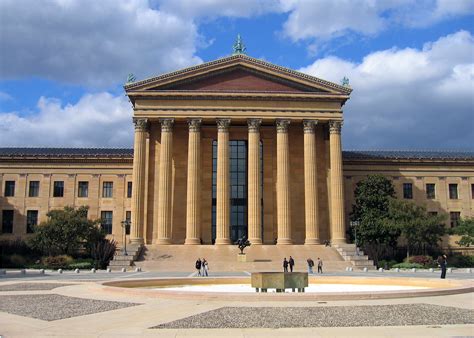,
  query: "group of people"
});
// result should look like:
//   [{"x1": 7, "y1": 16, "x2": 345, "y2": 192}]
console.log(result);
[
  {"x1": 195, "y1": 258, "x2": 209, "y2": 276},
  {"x1": 282, "y1": 256, "x2": 323, "y2": 274}
]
